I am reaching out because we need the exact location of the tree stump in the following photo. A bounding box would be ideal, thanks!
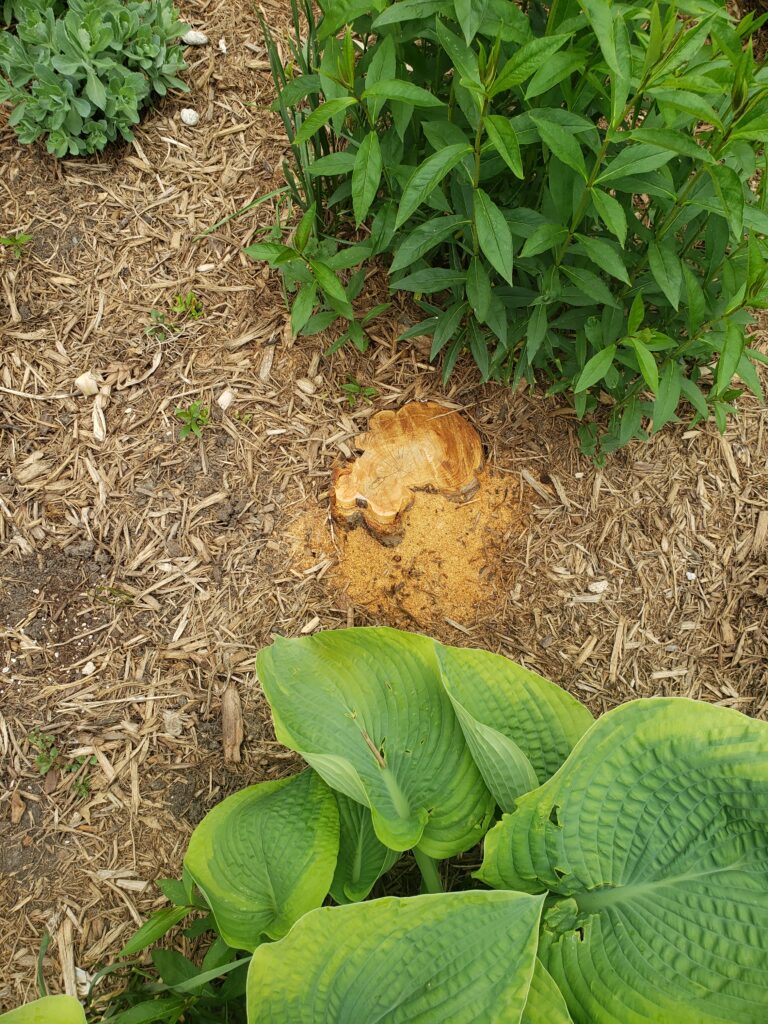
[331,401,484,544]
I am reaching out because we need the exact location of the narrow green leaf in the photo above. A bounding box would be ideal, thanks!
[393,267,468,292]
[574,235,629,284]
[649,88,723,131]
[291,283,318,336]
[627,291,644,334]
[364,35,396,119]
[453,0,490,44]
[525,51,587,101]
[306,151,357,177]
[308,260,354,317]
[467,257,491,321]
[562,265,617,306]
[591,188,627,246]
[294,203,316,253]
[396,144,472,229]
[491,35,570,96]
[526,305,547,360]
[352,133,382,227]
[390,215,467,274]
[630,338,659,393]
[737,351,764,401]
[435,18,480,85]
[578,0,620,73]
[519,223,567,258]
[597,144,673,184]
[362,80,444,108]
[629,127,715,164]
[474,189,514,285]
[529,111,587,179]
[651,360,682,431]
[680,376,709,419]
[648,241,682,309]
[574,345,617,392]
[430,301,468,359]
[683,264,706,338]
[484,115,523,178]
[373,0,450,27]
[294,97,358,146]
[468,320,490,379]
[244,242,298,264]
[118,906,190,958]
[715,321,745,394]
[707,164,745,240]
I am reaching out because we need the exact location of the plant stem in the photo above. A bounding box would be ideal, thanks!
[413,849,443,894]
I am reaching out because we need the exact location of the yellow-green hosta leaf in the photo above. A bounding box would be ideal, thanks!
[437,645,593,811]
[0,996,86,1024]
[330,792,399,904]
[256,628,495,857]
[247,890,546,1022]
[523,960,574,1023]
[184,771,339,949]
[479,698,768,1023]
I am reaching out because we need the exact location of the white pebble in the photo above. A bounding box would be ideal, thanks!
[218,37,228,54]
[82,661,96,676]
[182,29,208,45]
[587,580,609,594]
[75,371,100,396]
[686,570,697,581]
[180,108,200,127]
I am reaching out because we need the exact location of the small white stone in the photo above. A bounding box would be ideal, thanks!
[218,36,227,54]
[588,580,609,594]
[82,661,96,676]
[180,108,200,127]
[217,387,235,412]
[686,570,697,581]
[182,29,208,45]
[75,371,100,396]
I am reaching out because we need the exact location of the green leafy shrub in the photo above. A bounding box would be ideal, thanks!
[0,0,187,158]
[10,627,766,1022]
[248,0,768,458]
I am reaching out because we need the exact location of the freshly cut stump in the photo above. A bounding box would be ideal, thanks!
[331,401,484,544]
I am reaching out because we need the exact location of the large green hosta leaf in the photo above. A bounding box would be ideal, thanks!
[331,792,400,904]
[246,890,546,1022]
[522,960,573,1023]
[437,644,593,810]
[479,698,768,1023]
[0,997,86,1023]
[184,770,338,949]
[256,628,495,857]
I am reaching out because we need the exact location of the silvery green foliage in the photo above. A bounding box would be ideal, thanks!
[0,0,187,157]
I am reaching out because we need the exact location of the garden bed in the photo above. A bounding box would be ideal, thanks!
[1,0,767,1009]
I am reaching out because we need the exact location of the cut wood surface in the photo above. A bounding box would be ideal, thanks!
[331,402,484,541]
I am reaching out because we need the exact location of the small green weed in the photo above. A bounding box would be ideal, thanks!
[0,232,31,258]
[27,730,98,797]
[175,400,210,440]
[145,308,174,341]
[173,291,204,319]
[145,292,204,340]
[341,378,378,409]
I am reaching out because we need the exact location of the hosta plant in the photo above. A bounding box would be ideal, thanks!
[11,627,767,1023]
[0,0,187,157]
[248,0,768,458]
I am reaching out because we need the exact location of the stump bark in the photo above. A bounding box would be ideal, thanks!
[331,401,484,544]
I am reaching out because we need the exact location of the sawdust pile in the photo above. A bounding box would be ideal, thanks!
[289,472,529,631]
